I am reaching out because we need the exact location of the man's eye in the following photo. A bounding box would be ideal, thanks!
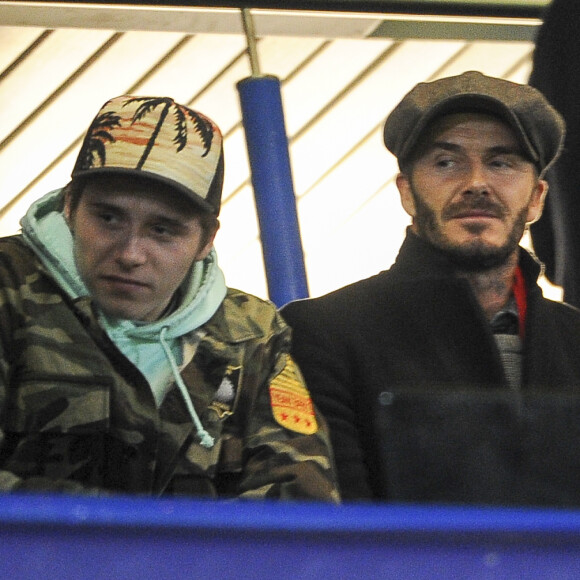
[99,212,118,224]
[435,158,454,168]
[490,158,511,168]
[152,224,173,236]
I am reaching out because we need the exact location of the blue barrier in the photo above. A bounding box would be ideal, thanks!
[2,493,580,579]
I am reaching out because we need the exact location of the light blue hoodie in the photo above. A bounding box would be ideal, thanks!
[20,188,228,447]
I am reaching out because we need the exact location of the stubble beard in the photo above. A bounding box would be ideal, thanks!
[412,192,529,272]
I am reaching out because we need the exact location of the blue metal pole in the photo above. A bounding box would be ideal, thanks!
[237,74,309,307]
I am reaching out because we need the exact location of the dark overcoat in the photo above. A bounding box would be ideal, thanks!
[282,232,580,503]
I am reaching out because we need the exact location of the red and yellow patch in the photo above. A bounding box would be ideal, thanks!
[270,357,318,435]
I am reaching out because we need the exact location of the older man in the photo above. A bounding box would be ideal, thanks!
[282,71,580,506]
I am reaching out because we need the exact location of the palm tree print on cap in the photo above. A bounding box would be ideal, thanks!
[124,97,215,167]
[74,111,121,172]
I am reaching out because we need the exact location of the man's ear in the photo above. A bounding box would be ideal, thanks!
[526,179,548,225]
[62,187,73,226]
[195,220,220,261]
[63,188,73,226]
[396,173,417,218]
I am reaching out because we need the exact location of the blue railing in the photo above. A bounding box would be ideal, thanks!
[2,493,580,579]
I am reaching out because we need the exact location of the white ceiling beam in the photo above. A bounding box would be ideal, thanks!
[0,1,541,40]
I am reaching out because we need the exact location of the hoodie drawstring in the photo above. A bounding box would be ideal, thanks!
[159,327,215,449]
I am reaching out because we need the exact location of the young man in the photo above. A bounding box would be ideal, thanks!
[0,95,339,501]
[282,71,580,505]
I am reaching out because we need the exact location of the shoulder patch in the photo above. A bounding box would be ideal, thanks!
[270,357,318,435]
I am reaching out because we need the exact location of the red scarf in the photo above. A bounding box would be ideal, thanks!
[513,266,527,338]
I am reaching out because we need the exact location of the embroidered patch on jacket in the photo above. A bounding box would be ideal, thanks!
[270,357,318,435]
[209,366,242,419]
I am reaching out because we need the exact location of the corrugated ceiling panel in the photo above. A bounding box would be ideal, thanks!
[0,29,116,144]
[0,26,46,71]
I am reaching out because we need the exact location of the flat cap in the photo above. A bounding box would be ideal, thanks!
[383,70,565,174]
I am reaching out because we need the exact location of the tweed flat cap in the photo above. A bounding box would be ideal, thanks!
[383,70,565,174]
[72,96,224,215]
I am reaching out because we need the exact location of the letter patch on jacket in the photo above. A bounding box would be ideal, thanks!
[270,357,318,435]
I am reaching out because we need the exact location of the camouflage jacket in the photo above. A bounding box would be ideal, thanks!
[0,236,339,501]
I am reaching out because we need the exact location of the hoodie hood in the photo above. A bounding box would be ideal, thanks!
[20,189,89,298]
[20,188,227,448]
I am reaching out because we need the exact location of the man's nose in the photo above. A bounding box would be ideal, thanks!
[463,163,490,194]
[115,235,147,267]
